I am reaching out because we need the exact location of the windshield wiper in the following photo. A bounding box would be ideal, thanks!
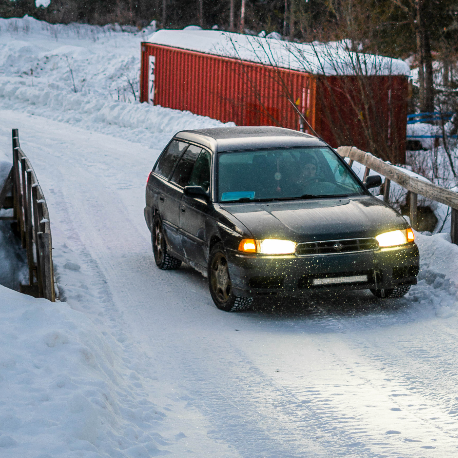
[283,194,351,201]
[298,194,320,199]
[222,194,351,203]
[316,194,350,199]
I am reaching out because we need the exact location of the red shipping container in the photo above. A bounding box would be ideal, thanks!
[140,31,409,163]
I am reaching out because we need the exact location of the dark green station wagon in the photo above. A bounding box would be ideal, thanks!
[145,127,419,311]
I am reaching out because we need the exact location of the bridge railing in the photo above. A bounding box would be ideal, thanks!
[337,146,458,245]
[0,129,56,301]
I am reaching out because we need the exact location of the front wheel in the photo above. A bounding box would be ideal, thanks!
[152,215,182,270]
[208,243,253,312]
[370,284,411,299]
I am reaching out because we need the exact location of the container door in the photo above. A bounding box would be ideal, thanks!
[148,55,156,104]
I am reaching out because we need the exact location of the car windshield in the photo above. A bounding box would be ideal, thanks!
[217,147,365,203]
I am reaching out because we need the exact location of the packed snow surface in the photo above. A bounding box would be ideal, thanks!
[147,29,411,76]
[0,16,458,458]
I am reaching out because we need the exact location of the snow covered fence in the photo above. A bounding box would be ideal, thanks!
[337,146,458,245]
[0,129,55,300]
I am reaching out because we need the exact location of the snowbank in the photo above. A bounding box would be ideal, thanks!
[147,29,411,76]
[0,285,169,457]
[0,17,229,148]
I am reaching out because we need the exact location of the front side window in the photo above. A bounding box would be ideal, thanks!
[217,147,365,202]
[189,149,211,192]
[170,144,202,187]
[154,140,188,179]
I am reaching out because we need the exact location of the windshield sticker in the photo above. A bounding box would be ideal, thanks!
[221,191,255,202]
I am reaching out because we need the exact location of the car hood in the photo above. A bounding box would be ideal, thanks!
[221,196,408,241]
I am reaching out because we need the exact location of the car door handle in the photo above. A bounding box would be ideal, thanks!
[159,196,165,202]
[181,206,186,213]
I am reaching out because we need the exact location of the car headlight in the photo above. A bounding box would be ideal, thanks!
[238,238,297,254]
[376,228,415,247]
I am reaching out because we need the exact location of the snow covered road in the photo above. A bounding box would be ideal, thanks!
[1,109,458,457]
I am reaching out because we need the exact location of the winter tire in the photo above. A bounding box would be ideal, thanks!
[208,243,253,312]
[152,215,182,270]
[370,284,411,299]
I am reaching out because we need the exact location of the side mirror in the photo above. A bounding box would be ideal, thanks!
[184,185,209,200]
[365,175,382,189]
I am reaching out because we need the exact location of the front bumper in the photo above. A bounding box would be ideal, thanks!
[227,243,419,297]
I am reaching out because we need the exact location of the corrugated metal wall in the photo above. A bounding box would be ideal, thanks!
[314,75,408,163]
[141,43,316,132]
[140,42,407,163]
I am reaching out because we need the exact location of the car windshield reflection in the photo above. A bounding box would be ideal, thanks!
[218,147,365,203]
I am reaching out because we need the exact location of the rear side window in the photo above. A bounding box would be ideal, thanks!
[170,145,203,187]
[154,140,188,179]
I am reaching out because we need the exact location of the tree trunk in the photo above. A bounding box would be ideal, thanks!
[283,0,288,37]
[198,0,204,27]
[423,27,434,113]
[240,0,245,34]
[416,0,434,113]
[443,59,450,87]
[289,0,295,41]
[230,0,235,31]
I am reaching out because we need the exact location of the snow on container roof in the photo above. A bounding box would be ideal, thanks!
[146,29,410,77]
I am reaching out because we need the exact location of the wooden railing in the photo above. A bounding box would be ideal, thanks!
[337,146,458,245]
[0,129,56,301]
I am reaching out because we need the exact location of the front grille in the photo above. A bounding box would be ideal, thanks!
[295,238,378,256]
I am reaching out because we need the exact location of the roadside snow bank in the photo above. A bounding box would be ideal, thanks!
[0,17,229,147]
[412,232,458,318]
[0,77,226,139]
[0,285,169,457]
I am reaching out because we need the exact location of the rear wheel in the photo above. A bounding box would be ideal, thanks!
[208,243,253,312]
[152,215,182,270]
[370,284,411,299]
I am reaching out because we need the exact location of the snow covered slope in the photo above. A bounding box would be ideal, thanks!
[0,17,458,458]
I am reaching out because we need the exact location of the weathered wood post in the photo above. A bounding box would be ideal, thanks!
[410,193,418,231]
[452,208,458,245]
[20,157,28,249]
[25,169,35,286]
[362,166,371,184]
[383,178,391,204]
[12,130,21,231]
[32,184,44,297]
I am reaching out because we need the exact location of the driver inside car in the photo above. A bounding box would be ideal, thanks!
[298,156,319,186]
